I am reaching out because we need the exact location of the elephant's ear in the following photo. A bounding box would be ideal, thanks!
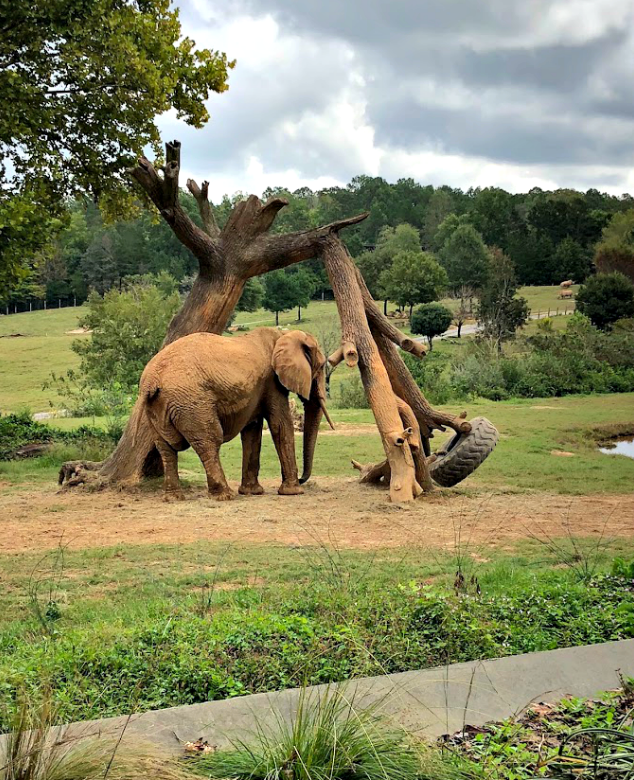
[272,331,312,400]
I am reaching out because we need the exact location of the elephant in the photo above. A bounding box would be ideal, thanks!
[136,327,334,501]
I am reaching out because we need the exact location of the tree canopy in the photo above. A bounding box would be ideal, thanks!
[576,272,634,330]
[0,0,233,295]
[380,249,447,316]
[410,302,454,349]
[478,249,530,347]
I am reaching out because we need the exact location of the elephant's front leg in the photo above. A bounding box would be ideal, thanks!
[239,418,265,496]
[267,406,303,496]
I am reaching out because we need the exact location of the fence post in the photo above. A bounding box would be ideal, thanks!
[44,299,47,310]
[74,297,77,307]
[556,307,559,316]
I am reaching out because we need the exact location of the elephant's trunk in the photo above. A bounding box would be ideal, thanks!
[299,373,332,485]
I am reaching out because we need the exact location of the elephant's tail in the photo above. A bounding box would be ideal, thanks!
[133,381,160,447]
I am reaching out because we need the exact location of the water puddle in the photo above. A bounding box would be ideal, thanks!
[599,438,634,459]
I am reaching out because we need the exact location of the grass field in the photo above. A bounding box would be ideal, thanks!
[2,394,633,495]
[0,286,576,413]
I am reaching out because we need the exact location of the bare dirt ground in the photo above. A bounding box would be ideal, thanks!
[1,477,633,554]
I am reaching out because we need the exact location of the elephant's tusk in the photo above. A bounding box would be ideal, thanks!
[320,399,335,430]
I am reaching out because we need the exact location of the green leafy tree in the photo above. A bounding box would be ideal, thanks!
[411,302,453,349]
[553,237,592,283]
[422,188,456,249]
[594,209,634,283]
[0,0,234,294]
[478,248,529,350]
[380,250,448,318]
[236,278,265,313]
[262,270,302,325]
[356,223,422,312]
[289,267,318,321]
[72,284,181,394]
[439,223,490,335]
[576,272,634,330]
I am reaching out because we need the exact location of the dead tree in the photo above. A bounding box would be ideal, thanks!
[60,140,470,502]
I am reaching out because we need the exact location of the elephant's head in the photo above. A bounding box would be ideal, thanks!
[272,330,334,484]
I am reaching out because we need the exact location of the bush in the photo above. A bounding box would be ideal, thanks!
[576,272,634,330]
[332,375,369,409]
[192,687,424,780]
[411,302,453,349]
[405,315,634,402]
[46,281,181,415]
[0,412,119,460]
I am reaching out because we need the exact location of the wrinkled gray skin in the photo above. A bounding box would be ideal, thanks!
[136,328,331,501]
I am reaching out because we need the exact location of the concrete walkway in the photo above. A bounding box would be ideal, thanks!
[53,638,634,753]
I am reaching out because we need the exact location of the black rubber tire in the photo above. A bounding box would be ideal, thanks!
[429,416,499,488]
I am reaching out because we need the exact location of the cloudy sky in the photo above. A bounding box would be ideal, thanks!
[158,0,634,200]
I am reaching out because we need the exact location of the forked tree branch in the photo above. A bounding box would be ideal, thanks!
[129,140,221,271]
[243,212,369,276]
[186,178,220,239]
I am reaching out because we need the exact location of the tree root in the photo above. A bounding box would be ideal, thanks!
[58,460,107,491]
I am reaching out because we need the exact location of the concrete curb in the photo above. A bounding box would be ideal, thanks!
[34,638,634,754]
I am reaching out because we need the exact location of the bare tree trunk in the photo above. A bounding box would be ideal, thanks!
[322,238,422,502]
[59,140,367,489]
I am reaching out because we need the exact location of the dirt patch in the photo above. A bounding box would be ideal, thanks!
[531,405,559,409]
[550,450,576,457]
[66,328,92,335]
[0,479,633,554]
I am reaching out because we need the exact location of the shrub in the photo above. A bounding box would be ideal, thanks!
[576,272,634,330]
[411,302,454,349]
[1,573,632,728]
[46,281,181,415]
[0,412,118,461]
[332,375,369,409]
[191,687,424,780]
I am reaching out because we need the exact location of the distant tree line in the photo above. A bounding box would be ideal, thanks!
[2,179,634,310]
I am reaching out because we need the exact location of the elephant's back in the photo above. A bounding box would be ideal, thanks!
[145,330,272,391]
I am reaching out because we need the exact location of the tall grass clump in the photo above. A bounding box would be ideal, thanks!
[0,696,190,780]
[190,687,424,780]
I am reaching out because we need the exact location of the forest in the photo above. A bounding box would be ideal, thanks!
[4,179,634,309]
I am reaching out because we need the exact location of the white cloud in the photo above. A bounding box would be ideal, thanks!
[155,0,634,198]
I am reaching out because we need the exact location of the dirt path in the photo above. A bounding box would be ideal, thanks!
[1,478,633,554]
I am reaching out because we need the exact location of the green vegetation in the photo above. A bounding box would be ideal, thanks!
[46,280,182,415]
[1,0,233,296]
[444,682,634,780]
[191,687,424,780]
[404,314,634,404]
[411,302,454,349]
[1,696,191,780]
[477,248,529,346]
[576,272,634,330]
[1,538,633,729]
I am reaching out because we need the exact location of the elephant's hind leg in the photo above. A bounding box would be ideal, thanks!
[155,439,184,501]
[179,413,234,501]
[239,418,265,495]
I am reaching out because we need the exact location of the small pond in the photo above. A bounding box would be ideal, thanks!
[599,437,634,459]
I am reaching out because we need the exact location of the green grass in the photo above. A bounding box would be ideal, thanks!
[2,394,632,495]
[0,537,633,727]
[0,307,86,413]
